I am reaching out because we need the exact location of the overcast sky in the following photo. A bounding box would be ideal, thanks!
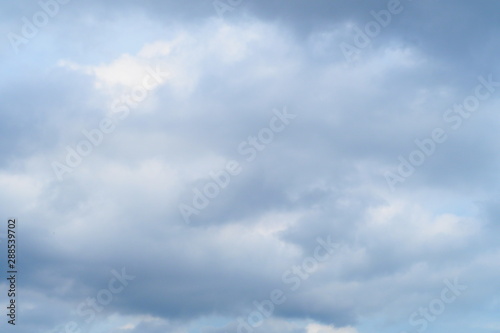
[1,1,500,333]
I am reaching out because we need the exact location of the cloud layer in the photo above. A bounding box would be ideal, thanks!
[1,1,500,333]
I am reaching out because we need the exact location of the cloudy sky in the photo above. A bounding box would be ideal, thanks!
[1,0,500,332]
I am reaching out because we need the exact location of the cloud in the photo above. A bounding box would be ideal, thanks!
[306,323,358,333]
[2,1,500,333]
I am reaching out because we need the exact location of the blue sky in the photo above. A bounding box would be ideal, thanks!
[1,1,500,333]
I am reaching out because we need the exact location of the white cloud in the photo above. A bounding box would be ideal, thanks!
[306,323,359,333]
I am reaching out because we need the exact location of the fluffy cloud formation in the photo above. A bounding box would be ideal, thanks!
[1,1,500,333]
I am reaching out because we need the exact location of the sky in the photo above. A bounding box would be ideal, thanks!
[1,0,500,332]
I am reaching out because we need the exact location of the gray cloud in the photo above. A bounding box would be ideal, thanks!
[1,1,500,333]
